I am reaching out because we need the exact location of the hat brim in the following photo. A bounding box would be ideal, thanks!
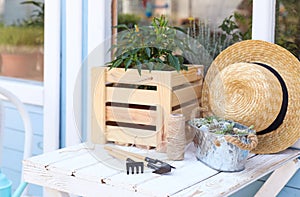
[201,40,300,154]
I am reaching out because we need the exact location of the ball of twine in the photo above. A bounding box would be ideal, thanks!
[167,114,186,160]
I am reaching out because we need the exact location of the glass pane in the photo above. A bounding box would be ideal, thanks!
[0,0,44,82]
[115,0,252,67]
[275,0,299,60]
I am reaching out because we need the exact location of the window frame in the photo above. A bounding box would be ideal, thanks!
[252,0,276,42]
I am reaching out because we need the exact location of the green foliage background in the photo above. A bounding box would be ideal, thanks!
[276,0,300,59]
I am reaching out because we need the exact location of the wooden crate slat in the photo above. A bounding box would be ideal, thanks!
[155,105,164,150]
[91,67,107,144]
[106,67,170,86]
[172,102,200,121]
[171,65,203,87]
[156,74,172,151]
[106,106,157,125]
[172,83,202,107]
[106,87,159,105]
[106,126,158,146]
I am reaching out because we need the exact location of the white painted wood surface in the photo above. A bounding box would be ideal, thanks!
[252,0,276,43]
[43,0,60,154]
[65,0,83,146]
[23,143,300,197]
[255,159,300,197]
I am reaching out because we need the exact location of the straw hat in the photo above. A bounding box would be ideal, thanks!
[202,40,300,154]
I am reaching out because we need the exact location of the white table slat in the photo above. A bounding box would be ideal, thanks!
[24,162,145,197]
[46,152,100,175]
[28,143,93,165]
[172,149,300,197]
[135,162,218,196]
[74,162,122,183]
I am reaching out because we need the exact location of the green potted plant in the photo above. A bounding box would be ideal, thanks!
[91,16,204,149]
[0,25,43,77]
[0,0,44,78]
[106,15,191,74]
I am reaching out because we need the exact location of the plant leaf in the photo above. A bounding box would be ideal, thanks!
[113,24,130,31]
[167,54,180,71]
[145,47,151,58]
[112,59,123,68]
[136,60,142,76]
[145,62,154,72]
[124,58,132,71]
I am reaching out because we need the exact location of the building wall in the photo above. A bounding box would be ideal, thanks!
[1,101,43,196]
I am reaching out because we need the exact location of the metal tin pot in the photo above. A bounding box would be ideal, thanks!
[189,119,256,172]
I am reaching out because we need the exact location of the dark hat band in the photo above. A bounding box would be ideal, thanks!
[252,62,289,135]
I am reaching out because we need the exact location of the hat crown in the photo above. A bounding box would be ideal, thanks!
[208,62,283,132]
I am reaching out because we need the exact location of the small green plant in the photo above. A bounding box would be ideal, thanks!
[190,116,255,135]
[0,25,43,53]
[275,0,299,59]
[184,14,252,72]
[117,13,141,32]
[106,15,191,75]
[0,1,44,53]
[184,19,231,72]
[0,26,43,46]
[218,15,243,43]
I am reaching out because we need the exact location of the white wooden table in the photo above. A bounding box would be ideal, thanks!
[23,143,300,197]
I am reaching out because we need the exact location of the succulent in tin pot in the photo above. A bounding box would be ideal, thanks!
[189,116,258,172]
[191,116,255,136]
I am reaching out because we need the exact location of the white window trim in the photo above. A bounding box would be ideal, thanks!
[85,0,111,142]
[252,0,276,42]
[65,0,83,146]
[0,78,43,105]
[43,0,60,153]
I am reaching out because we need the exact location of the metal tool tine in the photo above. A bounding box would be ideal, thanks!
[126,158,144,175]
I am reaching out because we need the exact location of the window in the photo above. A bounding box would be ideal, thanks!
[0,0,44,82]
[275,0,299,60]
[115,0,252,67]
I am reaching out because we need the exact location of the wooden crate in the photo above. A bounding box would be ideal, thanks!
[91,65,204,148]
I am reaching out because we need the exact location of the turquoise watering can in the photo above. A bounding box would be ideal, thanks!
[0,170,27,197]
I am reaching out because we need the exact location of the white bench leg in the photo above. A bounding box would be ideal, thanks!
[254,159,300,197]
